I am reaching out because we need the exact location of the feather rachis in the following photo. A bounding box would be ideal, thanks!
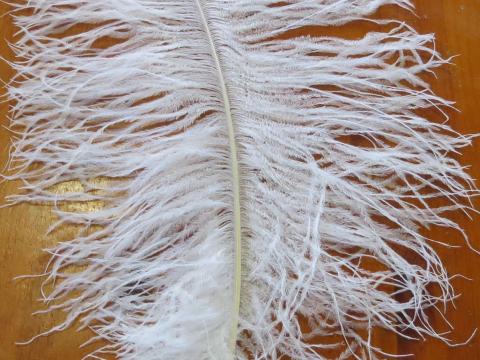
[194,0,243,356]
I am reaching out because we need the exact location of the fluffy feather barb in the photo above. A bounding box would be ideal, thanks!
[4,0,476,359]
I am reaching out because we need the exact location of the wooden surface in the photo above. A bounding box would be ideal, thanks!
[1,1,480,359]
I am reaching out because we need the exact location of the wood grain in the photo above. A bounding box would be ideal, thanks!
[1,1,479,359]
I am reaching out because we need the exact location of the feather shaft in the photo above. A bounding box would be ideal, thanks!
[194,0,242,356]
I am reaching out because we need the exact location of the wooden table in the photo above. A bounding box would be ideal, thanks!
[1,1,479,359]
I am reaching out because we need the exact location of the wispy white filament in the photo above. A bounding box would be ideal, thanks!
[4,0,477,359]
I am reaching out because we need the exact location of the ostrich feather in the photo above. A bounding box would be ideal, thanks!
[3,0,477,359]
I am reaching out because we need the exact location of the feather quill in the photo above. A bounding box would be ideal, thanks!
[3,0,477,359]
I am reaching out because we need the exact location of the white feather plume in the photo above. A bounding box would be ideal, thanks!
[4,0,477,359]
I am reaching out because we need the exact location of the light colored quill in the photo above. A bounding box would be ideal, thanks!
[4,0,477,359]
